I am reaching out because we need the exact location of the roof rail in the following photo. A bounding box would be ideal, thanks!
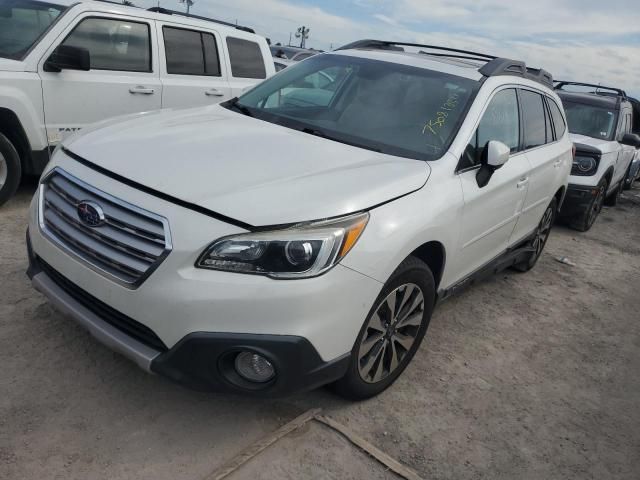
[554,81,627,99]
[336,40,496,61]
[336,39,554,88]
[146,7,255,33]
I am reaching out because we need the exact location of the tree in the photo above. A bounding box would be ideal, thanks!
[295,26,310,49]
[178,0,194,14]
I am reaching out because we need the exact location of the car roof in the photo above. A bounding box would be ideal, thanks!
[557,90,623,110]
[46,0,259,36]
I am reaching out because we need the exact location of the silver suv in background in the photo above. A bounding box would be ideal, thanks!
[555,82,640,231]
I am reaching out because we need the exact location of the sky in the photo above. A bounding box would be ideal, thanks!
[138,0,640,98]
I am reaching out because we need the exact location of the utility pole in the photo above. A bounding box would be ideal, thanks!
[178,0,193,14]
[295,26,310,49]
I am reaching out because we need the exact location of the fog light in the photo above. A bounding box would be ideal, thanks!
[235,352,275,383]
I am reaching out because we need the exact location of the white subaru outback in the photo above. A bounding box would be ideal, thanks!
[27,40,573,399]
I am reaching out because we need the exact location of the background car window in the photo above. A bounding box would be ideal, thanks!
[0,2,65,60]
[462,89,519,168]
[562,100,617,140]
[520,90,546,149]
[62,17,150,72]
[163,26,220,76]
[548,99,566,138]
[226,37,266,79]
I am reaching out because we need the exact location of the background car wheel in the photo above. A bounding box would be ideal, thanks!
[513,198,557,273]
[568,179,607,232]
[604,181,623,207]
[331,256,435,400]
[623,165,633,191]
[0,133,22,207]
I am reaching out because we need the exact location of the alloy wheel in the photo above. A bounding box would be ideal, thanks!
[0,151,7,190]
[358,283,424,384]
[532,206,554,259]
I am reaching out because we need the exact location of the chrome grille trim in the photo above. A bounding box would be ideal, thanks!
[38,167,172,289]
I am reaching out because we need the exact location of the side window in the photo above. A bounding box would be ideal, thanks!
[461,89,519,169]
[544,100,554,142]
[520,90,546,149]
[548,99,567,138]
[226,37,266,79]
[62,17,151,72]
[163,26,220,76]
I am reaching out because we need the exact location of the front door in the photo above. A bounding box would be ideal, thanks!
[454,88,531,280]
[39,14,161,146]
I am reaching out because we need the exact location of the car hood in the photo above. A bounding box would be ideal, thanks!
[64,105,430,227]
[569,133,619,155]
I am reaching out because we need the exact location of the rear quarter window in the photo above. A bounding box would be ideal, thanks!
[548,99,567,138]
[226,37,266,79]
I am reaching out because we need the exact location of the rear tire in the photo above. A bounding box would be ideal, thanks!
[331,257,435,400]
[513,198,556,272]
[568,178,607,232]
[0,133,22,207]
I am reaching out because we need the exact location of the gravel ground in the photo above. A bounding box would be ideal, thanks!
[1,179,639,480]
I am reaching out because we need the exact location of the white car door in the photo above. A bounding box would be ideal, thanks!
[512,89,567,243]
[618,109,635,183]
[454,88,531,280]
[39,14,162,146]
[157,22,232,109]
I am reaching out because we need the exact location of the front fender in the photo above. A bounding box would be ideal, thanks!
[0,72,47,150]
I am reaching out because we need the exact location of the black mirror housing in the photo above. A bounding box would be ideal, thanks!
[621,133,640,149]
[44,45,90,72]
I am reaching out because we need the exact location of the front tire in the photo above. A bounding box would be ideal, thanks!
[568,178,607,232]
[0,133,22,207]
[331,257,435,400]
[513,198,556,272]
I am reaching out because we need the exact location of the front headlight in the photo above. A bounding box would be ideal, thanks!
[196,212,369,279]
[571,155,598,176]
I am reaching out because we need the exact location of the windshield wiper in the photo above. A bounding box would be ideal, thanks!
[301,127,382,153]
[225,97,254,117]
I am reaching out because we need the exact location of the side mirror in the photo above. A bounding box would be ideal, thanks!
[44,45,90,72]
[476,141,510,188]
[621,133,640,149]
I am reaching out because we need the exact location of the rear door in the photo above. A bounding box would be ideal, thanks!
[39,13,161,145]
[617,108,635,183]
[512,89,568,243]
[158,22,232,109]
[455,88,531,279]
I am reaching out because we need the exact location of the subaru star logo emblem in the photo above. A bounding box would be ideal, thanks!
[77,201,105,227]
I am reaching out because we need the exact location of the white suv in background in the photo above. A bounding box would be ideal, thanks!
[0,0,274,205]
[555,82,640,231]
[27,40,572,399]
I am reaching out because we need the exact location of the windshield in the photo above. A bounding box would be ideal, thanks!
[0,0,66,60]
[232,54,479,160]
[563,100,618,141]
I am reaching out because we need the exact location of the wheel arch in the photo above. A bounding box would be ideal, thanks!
[408,241,446,290]
[0,108,31,169]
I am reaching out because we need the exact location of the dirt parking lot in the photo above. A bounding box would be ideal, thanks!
[1,180,639,480]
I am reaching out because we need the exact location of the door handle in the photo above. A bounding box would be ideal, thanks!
[129,86,155,95]
[516,178,529,189]
[205,89,225,97]
[553,159,563,168]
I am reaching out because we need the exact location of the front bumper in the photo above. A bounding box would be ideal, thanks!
[559,183,598,218]
[27,241,350,396]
